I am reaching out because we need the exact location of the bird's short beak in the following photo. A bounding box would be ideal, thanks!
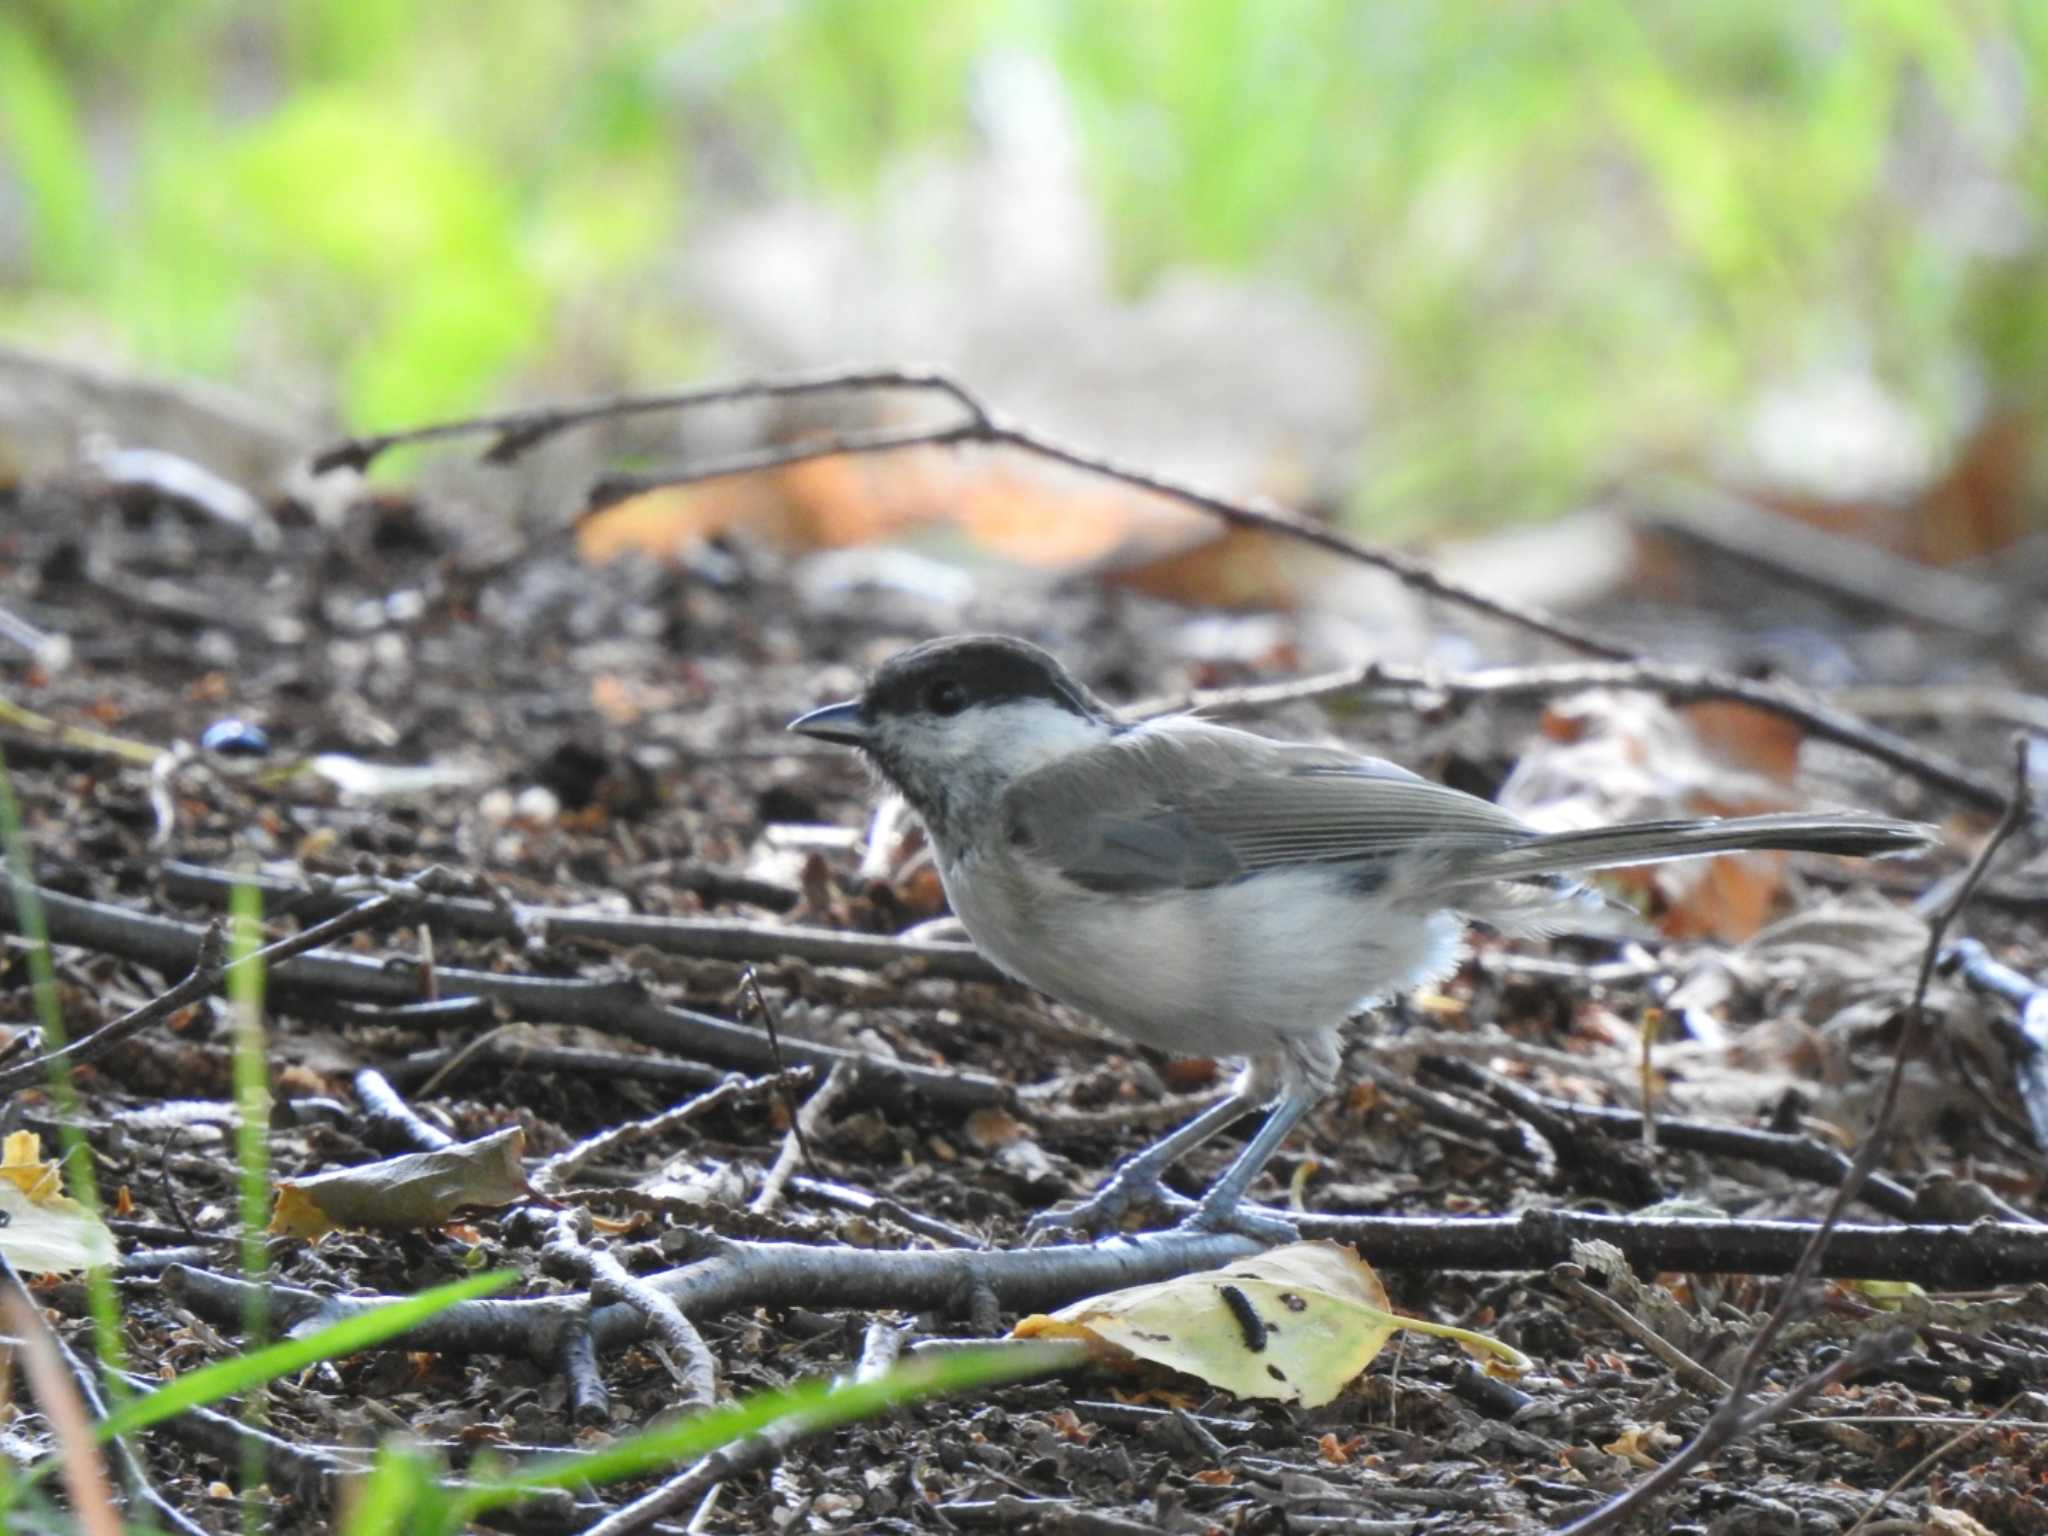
[787,700,868,745]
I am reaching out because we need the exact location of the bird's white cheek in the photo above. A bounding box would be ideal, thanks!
[887,703,1111,782]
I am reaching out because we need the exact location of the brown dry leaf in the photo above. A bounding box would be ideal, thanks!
[1105,522,1313,610]
[962,1107,1032,1151]
[1602,1423,1678,1466]
[578,451,951,563]
[952,470,1153,568]
[1678,700,1805,782]
[590,674,645,726]
[1013,1241,1528,1407]
[270,1125,534,1240]
[1499,689,1812,942]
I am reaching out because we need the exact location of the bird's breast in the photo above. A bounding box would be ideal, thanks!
[935,848,1469,1059]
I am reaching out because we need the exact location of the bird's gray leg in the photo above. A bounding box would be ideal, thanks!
[1024,1088,1260,1242]
[1175,1085,1317,1242]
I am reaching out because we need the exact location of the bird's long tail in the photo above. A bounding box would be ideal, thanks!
[1454,812,1933,886]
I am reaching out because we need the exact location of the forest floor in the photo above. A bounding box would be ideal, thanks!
[2,443,2046,1535]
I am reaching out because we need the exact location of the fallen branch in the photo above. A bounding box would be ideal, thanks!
[159,859,1005,982]
[351,1067,456,1153]
[1417,1057,1923,1221]
[0,869,453,1096]
[0,874,1004,1113]
[544,1209,718,1412]
[148,1208,2048,1374]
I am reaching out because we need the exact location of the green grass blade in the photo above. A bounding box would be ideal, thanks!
[453,1341,1078,1519]
[226,873,272,1532]
[338,1438,450,1536]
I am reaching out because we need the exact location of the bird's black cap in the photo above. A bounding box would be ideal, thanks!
[859,635,1104,722]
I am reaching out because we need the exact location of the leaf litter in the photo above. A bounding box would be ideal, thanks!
[0,456,2043,1532]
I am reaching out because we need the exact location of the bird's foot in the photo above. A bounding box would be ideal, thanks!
[1024,1164,1195,1244]
[1029,1179,1301,1246]
[1172,1190,1301,1245]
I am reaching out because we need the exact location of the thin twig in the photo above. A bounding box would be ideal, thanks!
[1840,1390,2027,1536]
[310,364,990,472]
[544,1210,719,1410]
[741,966,813,1169]
[313,366,1631,660]
[159,858,1004,981]
[0,1256,210,1536]
[1,1289,125,1536]
[1549,1262,1730,1394]
[533,1069,808,1194]
[752,1060,854,1214]
[1560,736,2035,1536]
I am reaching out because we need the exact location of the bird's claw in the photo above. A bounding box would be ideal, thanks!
[1028,1179,1301,1246]
[1173,1195,1301,1244]
[1024,1168,1196,1244]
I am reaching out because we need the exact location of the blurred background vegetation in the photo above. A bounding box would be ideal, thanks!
[2,0,2044,533]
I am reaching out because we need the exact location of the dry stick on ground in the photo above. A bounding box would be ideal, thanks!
[311,364,1632,662]
[741,964,818,1172]
[150,1208,2048,1372]
[752,1059,854,1215]
[1641,479,2014,642]
[543,1208,719,1411]
[532,1068,810,1194]
[351,1066,457,1152]
[1416,1056,1926,1221]
[1548,1261,1732,1395]
[1,1288,125,1536]
[1560,737,2037,1536]
[383,1035,732,1097]
[0,876,1004,1113]
[159,859,1004,982]
[0,867,452,1097]
[1173,658,2009,815]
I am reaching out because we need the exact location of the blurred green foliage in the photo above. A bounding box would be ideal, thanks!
[1,0,2043,527]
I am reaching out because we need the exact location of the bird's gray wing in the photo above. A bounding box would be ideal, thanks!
[1002,716,1535,895]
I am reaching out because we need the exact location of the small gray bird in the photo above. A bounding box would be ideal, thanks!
[791,635,1931,1242]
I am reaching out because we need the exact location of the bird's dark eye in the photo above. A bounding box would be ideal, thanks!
[926,679,967,716]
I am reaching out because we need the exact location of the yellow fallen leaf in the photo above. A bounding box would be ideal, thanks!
[271,1126,533,1239]
[1014,1240,1530,1407]
[1837,1277,1926,1310]
[0,1131,62,1203]
[0,1130,115,1273]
